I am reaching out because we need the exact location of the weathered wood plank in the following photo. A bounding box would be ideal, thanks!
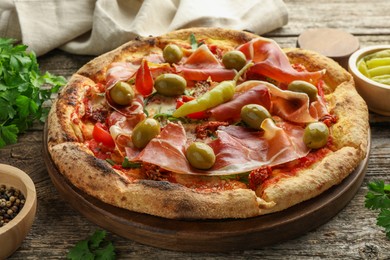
[3,0,390,259]
[271,0,390,36]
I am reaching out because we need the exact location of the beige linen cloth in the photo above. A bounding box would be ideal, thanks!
[0,0,288,56]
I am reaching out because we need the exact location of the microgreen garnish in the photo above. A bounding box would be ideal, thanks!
[219,172,250,185]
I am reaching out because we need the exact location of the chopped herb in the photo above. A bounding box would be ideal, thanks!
[219,172,250,185]
[127,78,135,84]
[190,33,204,50]
[153,113,179,121]
[67,229,115,260]
[0,38,66,148]
[365,180,390,239]
[105,159,115,166]
[122,157,141,168]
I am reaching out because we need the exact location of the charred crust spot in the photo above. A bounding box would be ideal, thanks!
[175,199,195,213]
[139,179,178,191]
[86,155,113,175]
[323,162,331,169]
[237,31,256,43]
[61,80,82,106]
[146,38,156,46]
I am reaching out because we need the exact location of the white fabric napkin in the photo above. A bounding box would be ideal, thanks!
[0,0,288,56]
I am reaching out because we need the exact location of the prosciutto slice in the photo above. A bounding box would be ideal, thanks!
[236,81,328,123]
[106,62,138,88]
[134,121,310,175]
[208,84,271,121]
[107,97,146,160]
[176,44,236,82]
[237,38,325,84]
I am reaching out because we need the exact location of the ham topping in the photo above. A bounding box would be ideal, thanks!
[208,84,271,122]
[176,44,236,82]
[236,80,329,123]
[106,62,138,88]
[134,120,310,176]
[237,38,325,84]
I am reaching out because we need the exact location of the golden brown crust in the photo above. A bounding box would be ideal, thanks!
[49,142,269,219]
[259,146,362,214]
[47,74,96,147]
[47,27,369,219]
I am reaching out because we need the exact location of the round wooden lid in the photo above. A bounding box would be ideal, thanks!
[297,28,359,68]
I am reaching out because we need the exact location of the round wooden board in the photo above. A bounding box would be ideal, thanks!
[43,127,370,252]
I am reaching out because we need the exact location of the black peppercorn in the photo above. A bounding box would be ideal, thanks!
[0,185,25,227]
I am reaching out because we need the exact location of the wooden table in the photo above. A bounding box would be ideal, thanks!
[2,0,390,258]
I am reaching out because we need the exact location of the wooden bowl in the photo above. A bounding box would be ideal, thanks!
[348,45,390,116]
[0,164,37,259]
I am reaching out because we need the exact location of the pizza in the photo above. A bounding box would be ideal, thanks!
[47,28,369,219]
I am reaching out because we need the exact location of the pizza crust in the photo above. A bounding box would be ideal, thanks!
[47,27,369,219]
[259,146,362,215]
[49,142,274,219]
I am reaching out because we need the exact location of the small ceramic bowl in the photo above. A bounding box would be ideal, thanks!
[348,45,390,116]
[0,164,37,259]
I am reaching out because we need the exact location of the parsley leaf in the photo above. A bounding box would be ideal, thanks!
[67,230,116,260]
[365,180,390,239]
[377,209,390,239]
[365,180,390,210]
[67,240,95,260]
[0,38,66,148]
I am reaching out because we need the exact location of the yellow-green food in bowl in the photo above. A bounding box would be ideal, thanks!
[357,49,390,85]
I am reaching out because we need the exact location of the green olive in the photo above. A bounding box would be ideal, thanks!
[132,118,161,149]
[303,122,329,149]
[287,80,318,102]
[110,81,135,106]
[186,142,216,170]
[163,44,183,64]
[222,50,247,70]
[154,73,186,96]
[240,104,272,130]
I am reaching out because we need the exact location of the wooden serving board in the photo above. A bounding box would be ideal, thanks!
[43,127,370,252]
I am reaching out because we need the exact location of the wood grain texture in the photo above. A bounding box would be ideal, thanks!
[2,0,390,259]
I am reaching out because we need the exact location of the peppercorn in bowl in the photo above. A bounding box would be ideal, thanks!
[0,164,37,259]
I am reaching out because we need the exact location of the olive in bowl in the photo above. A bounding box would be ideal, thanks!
[348,45,390,116]
[0,164,37,259]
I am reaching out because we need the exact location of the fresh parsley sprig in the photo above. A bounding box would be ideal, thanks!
[365,180,390,239]
[0,38,66,148]
[67,230,116,260]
